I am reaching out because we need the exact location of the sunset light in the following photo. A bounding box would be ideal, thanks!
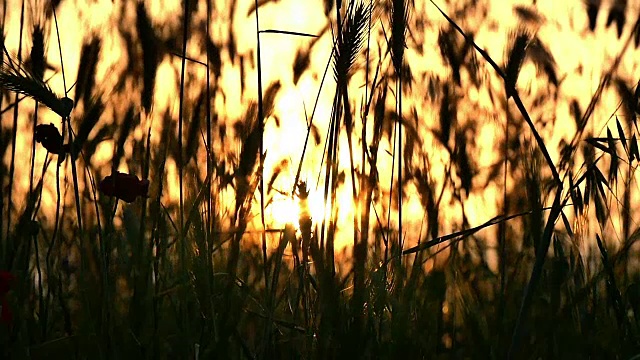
[2,0,640,357]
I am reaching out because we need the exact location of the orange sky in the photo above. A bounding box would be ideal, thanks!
[2,0,640,251]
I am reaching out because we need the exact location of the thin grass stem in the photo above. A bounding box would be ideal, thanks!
[5,0,25,267]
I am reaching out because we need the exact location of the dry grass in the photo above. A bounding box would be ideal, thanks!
[1,0,640,359]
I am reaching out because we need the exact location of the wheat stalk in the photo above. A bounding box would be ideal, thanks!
[0,58,72,118]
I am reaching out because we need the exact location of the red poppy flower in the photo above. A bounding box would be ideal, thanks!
[35,123,65,155]
[99,171,149,203]
[0,271,15,325]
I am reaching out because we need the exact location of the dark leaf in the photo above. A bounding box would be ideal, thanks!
[585,137,611,154]
[569,174,582,215]
[575,185,584,215]
[583,173,591,210]
[607,127,618,183]
[616,116,627,153]
[635,15,640,47]
[594,166,611,196]
[560,212,575,239]
[631,134,639,162]
[593,187,607,226]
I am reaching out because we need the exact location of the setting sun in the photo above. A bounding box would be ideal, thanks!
[267,194,301,227]
[2,0,640,357]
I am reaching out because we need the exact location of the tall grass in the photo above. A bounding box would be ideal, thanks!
[1,0,640,359]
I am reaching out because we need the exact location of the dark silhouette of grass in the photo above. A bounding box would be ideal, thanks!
[2,0,640,359]
[5,2,26,271]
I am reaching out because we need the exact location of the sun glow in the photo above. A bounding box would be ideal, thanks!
[265,183,333,231]
[3,0,639,257]
[267,195,301,228]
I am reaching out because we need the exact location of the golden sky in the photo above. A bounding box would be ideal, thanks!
[2,0,640,251]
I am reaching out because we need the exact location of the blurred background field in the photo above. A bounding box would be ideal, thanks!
[1,0,640,358]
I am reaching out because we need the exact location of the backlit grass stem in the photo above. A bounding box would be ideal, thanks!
[5,0,25,269]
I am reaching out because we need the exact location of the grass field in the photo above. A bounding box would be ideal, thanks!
[1,0,640,358]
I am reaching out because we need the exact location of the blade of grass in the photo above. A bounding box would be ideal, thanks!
[253,0,269,311]
[5,0,25,268]
[258,29,319,37]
